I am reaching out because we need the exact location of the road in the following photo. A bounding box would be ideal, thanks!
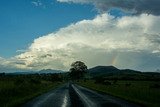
[22,83,141,107]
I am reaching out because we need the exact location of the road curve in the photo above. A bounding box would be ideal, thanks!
[22,83,141,107]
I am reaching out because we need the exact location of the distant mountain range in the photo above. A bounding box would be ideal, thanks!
[4,69,64,75]
[2,65,160,78]
[39,69,64,74]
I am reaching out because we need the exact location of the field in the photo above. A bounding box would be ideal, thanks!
[77,80,160,107]
[0,74,64,107]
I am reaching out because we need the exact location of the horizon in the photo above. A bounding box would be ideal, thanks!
[1,65,159,73]
[0,0,160,72]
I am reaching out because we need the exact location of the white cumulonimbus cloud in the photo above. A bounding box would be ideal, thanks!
[5,13,158,71]
[57,0,160,15]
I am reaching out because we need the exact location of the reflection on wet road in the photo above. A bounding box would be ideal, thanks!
[22,83,140,107]
[22,83,71,107]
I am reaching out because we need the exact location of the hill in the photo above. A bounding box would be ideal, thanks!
[88,66,160,80]
[88,66,120,76]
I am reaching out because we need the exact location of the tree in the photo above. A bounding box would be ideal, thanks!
[69,61,87,80]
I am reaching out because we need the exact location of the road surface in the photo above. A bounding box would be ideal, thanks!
[22,83,141,107]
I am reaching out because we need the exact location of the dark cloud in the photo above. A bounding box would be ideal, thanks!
[41,54,52,58]
[148,34,160,44]
[15,62,26,65]
[58,0,160,15]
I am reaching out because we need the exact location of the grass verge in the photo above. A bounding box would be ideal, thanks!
[0,75,64,107]
[77,80,160,107]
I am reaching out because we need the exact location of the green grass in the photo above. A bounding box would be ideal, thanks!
[77,80,160,107]
[0,75,64,107]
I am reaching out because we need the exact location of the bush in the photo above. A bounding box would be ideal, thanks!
[103,81,112,85]
[94,77,105,84]
[150,83,160,88]
[29,78,41,84]
[125,83,131,87]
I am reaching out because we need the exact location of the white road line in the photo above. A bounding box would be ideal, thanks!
[72,84,96,107]
[62,93,68,107]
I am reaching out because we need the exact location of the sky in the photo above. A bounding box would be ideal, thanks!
[0,0,96,57]
[0,0,160,72]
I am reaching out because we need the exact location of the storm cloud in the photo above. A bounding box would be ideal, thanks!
[57,0,160,15]
[9,14,160,71]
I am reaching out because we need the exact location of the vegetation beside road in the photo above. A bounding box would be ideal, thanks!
[77,80,160,107]
[0,73,64,107]
[1,62,160,107]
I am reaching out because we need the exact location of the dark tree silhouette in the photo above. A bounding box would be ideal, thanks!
[69,61,87,80]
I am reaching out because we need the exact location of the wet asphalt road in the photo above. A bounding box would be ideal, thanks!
[22,83,141,107]
[22,84,71,107]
